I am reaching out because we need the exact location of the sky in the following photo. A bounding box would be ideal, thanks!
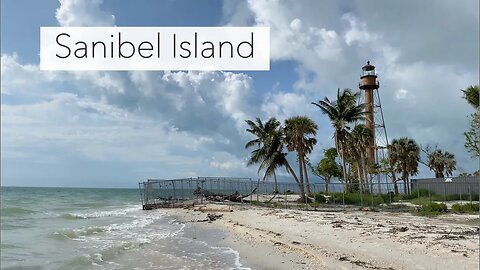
[1,0,479,188]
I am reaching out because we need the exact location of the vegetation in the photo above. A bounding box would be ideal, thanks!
[462,85,479,158]
[312,148,342,193]
[461,85,479,108]
[416,202,448,216]
[388,138,420,194]
[284,116,318,196]
[426,148,456,178]
[312,88,365,187]
[245,117,296,194]
[345,124,373,192]
[451,203,479,213]
[243,83,478,203]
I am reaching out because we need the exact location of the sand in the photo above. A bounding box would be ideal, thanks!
[163,204,479,270]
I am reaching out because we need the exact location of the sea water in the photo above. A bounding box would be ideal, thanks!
[1,187,250,270]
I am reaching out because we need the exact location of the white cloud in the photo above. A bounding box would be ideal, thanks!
[225,0,479,177]
[342,13,377,46]
[56,0,115,26]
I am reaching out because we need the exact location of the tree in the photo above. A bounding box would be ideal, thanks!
[461,85,479,108]
[427,149,457,178]
[347,124,373,192]
[312,88,366,186]
[284,116,318,197]
[313,148,342,193]
[388,138,420,194]
[245,117,303,199]
[462,85,480,158]
[464,111,480,158]
[245,117,283,193]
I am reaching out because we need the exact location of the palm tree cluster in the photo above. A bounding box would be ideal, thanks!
[388,138,420,194]
[312,88,371,191]
[245,116,317,201]
[245,84,472,196]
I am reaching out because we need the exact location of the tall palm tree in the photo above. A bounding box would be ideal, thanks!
[284,116,318,196]
[245,117,282,193]
[388,138,420,194]
[427,150,457,178]
[312,88,366,185]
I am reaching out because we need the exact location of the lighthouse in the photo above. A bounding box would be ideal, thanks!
[359,61,380,164]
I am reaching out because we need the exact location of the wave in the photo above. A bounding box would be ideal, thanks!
[52,226,106,240]
[1,207,36,217]
[60,205,141,220]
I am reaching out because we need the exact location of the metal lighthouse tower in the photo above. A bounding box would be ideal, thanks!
[359,61,390,187]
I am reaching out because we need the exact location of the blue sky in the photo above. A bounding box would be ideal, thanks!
[1,0,479,188]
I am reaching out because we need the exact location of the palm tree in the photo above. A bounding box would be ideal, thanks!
[427,150,457,178]
[245,117,282,192]
[385,146,400,195]
[349,124,373,192]
[388,138,420,194]
[245,117,301,196]
[312,88,366,186]
[461,85,479,108]
[284,116,318,197]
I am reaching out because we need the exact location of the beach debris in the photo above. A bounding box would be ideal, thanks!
[292,241,301,245]
[331,220,345,228]
[196,213,223,222]
[389,226,409,233]
[193,187,253,203]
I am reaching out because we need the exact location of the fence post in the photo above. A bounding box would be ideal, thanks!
[256,178,259,203]
[417,187,420,204]
[459,184,463,205]
[201,181,204,204]
[444,182,447,203]
[360,182,364,207]
[428,183,431,203]
[250,181,253,205]
[469,184,472,204]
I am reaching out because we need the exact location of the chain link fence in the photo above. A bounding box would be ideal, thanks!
[139,176,480,211]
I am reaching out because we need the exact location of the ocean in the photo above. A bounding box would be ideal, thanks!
[1,187,251,270]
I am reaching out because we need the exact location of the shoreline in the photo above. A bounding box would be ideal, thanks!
[163,203,479,270]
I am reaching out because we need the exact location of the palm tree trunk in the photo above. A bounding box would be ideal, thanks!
[285,162,305,202]
[360,153,369,193]
[325,177,330,193]
[392,172,399,195]
[273,171,279,194]
[298,153,306,200]
[337,134,348,190]
[302,156,311,196]
[356,164,363,193]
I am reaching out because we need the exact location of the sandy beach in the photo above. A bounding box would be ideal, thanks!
[164,204,479,270]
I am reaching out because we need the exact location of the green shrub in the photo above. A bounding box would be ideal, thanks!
[410,197,431,205]
[328,192,384,206]
[314,193,328,203]
[451,203,480,213]
[417,202,448,216]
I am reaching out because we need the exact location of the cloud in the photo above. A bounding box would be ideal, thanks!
[56,0,115,26]
[226,0,479,176]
